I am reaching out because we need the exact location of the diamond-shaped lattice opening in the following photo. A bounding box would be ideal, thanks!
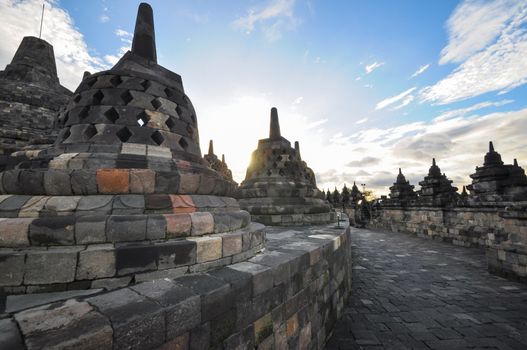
[83,124,98,140]
[110,75,122,87]
[141,80,151,91]
[78,106,90,120]
[62,112,69,126]
[73,94,82,103]
[279,169,285,176]
[277,155,283,161]
[164,87,172,98]
[186,124,193,137]
[267,170,272,176]
[92,90,104,105]
[175,105,183,117]
[121,90,133,105]
[136,111,150,127]
[151,130,164,145]
[116,127,132,142]
[165,117,176,129]
[178,137,188,150]
[151,98,162,110]
[85,77,97,88]
[62,128,71,141]
[190,114,196,123]
[272,162,278,169]
[104,107,119,123]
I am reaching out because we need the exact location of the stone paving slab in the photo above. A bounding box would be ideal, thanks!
[326,227,527,350]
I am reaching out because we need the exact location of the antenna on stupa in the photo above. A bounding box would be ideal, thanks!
[269,107,281,139]
[39,3,45,39]
[132,2,157,63]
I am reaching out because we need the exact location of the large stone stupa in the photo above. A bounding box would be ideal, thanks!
[238,108,333,225]
[0,3,263,294]
[0,36,71,164]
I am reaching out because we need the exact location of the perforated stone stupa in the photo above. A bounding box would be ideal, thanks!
[417,158,458,206]
[467,141,527,203]
[0,3,263,294]
[203,139,235,182]
[238,107,333,225]
[0,36,71,163]
[385,168,417,207]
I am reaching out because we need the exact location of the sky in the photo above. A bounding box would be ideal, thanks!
[0,0,526,196]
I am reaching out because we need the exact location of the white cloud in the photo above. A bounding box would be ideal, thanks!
[410,63,430,78]
[355,118,368,125]
[375,87,416,110]
[232,0,300,41]
[391,94,414,110]
[365,61,384,74]
[0,0,111,90]
[422,0,527,104]
[100,14,109,23]
[434,99,514,122]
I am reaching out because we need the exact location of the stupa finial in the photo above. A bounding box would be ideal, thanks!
[399,168,402,175]
[208,139,214,155]
[514,158,518,167]
[294,141,301,159]
[132,3,157,63]
[489,141,494,152]
[222,154,226,163]
[269,107,281,139]
[432,158,436,166]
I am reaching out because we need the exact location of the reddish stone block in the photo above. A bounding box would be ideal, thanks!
[96,169,130,194]
[164,213,191,238]
[0,218,32,247]
[170,195,196,213]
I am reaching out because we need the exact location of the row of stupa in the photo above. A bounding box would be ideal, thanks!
[0,14,333,228]
[384,141,527,207]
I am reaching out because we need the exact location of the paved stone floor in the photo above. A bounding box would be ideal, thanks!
[326,228,527,350]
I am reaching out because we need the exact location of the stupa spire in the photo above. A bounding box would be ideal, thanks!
[208,139,214,155]
[222,154,225,163]
[132,3,157,63]
[294,141,301,159]
[269,107,281,139]
[489,141,494,152]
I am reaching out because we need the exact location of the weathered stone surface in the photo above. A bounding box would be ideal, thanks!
[165,213,192,238]
[146,214,166,239]
[230,261,274,296]
[91,276,132,290]
[15,299,113,350]
[96,169,130,194]
[0,218,31,247]
[6,289,101,313]
[190,211,214,235]
[189,236,222,263]
[87,288,165,349]
[75,215,107,244]
[107,215,147,242]
[24,249,78,284]
[0,318,24,350]
[29,216,75,245]
[222,232,243,256]
[77,244,116,280]
[130,168,155,193]
[115,242,157,275]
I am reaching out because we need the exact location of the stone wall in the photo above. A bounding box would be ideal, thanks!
[353,204,527,283]
[0,222,352,350]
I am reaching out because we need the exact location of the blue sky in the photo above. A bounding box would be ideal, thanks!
[1,0,526,195]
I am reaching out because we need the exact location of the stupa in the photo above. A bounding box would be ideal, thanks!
[467,141,527,203]
[350,181,363,204]
[238,108,333,225]
[0,3,263,294]
[0,36,71,165]
[203,139,235,182]
[385,168,417,206]
[417,158,458,206]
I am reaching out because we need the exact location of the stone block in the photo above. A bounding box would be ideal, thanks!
[121,142,146,155]
[176,274,234,322]
[130,169,155,193]
[230,262,273,296]
[115,243,157,275]
[179,172,201,194]
[190,212,214,235]
[134,266,188,282]
[223,232,243,256]
[71,170,98,195]
[107,215,147,242]
[77,245,116,280]
[0,253,25,286]
[156,240,196,268]
[77,195,113,214]
[254,312,273,345]
[155,171,180,193]
[164,213,192,238]
[132,279,201,338]
[190,322,210,350]
[0,318,24,350]
[24,249,78,284]
[112,194,145,215]
[75,215,107,244]
[0,218,31,247]
[147,145,172,158]
[19,170,45,195]
[159,333,189,350]
[44,196,81,213]
[0,195,31,212]
[87,288,165,349]
[170,194,196,213]
[15,299,113,350]
[18,196,48,218]
[96,169,130,194]
[29,216,75,245]
[189,236,222,263]
[147,214,166,240]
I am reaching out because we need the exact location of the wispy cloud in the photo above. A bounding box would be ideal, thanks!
[434,99,514,122]
[375,87,416,110]
[232,0,300,41]
[421,0,527,104]
[365,61,384,74]
[410,63,430,78]
[103,29,133,66]
[0,0,111,90]
[355,118,368,125]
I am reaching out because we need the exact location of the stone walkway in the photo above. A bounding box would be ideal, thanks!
[326,228,527,350]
